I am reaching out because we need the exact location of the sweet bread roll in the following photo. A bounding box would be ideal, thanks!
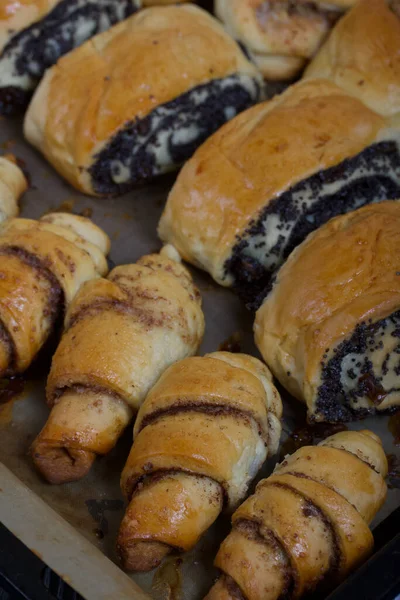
[0,0,141,115]
[24,5,263,196]
[31,247,204,484]
[117,352,282,572]
[0,212,109,378]
[215,0,355,81]
[255,201,400,422]
[159,79,400,309]
[304,0,400,117]
[0,154,28,220]
[0,0,59,52]
[206,430,388,600]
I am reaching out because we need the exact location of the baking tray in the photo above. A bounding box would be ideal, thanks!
[0,111,399,600]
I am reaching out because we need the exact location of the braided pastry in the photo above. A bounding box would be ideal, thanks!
[0,211,109,377]
[31,246,204,484]
[117,352,282,572]
[206,430,388,600]
[0,154,28,220]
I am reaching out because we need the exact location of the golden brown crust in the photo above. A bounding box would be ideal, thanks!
[304,0,400,116]
[207,430,387,600]
[0,0,60,52]
[0,155,28,220]
[117,352,282,572]
[254,201,400,419]
[0,212,109,376]
[215,0,352,80]
[24,4,260,194]
[32,251,204,484]
[158,79,387,285]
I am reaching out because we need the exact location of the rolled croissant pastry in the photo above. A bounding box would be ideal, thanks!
[206,429,388,600]
[117,352,282,572]
[0,0,141,115]
[0,211,109,377]
[24,5,263,196]
[0,154,28,220]
[31,247,204,484]
[159,79,400,309]
[215,0,354,81]
[304,0,400,117]
[255,201,400,422]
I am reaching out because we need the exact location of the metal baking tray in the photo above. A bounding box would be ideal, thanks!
[0,112,399,600]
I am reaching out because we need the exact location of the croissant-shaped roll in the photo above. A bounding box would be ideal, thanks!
[31,247,204,484]
[206,429,388,600]
[0,211,109,377]
[117,352,282,572]
[0,154,28,220]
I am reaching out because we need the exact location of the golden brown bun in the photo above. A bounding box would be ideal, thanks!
[32,248,204,484]
[117,352,282,571]
[158,79,387,285]
[255,201,400,422]
[215,0,355,80]
[24,4,261,195]
[206,430,387,600]
[0,0,60,52]
[0,155,28,220]
[0,212,109,378]
[304,0,400,116]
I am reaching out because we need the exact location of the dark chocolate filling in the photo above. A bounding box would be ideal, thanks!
[225,140,400,309]
[316,310,400,422]
[0,0,140,115]
[88,74,263,195]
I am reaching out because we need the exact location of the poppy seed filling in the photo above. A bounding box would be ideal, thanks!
[89,74,263,195]
[316,311,400,422]
[225,138,400,309]
[0,0,140,115]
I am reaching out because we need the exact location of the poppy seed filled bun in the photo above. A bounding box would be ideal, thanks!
[24,4,263,196]
[0,0,141,115]
[158,79,400,308]
[255,200,400,423]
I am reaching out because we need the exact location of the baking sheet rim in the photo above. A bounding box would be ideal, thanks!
[0,462,151,600]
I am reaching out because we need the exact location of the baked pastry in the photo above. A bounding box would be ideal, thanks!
[117,352,282,572]
[0,154,28,220]
[304,0,400,117]
[0,0,141,115]
[24,5,263,196]
[0,212,109,378]
[31,246,204,484]
[206,429,387,600]
[215,0,355,81]
[206,429,388,600]
[0,0,59,52]
[159,79,400,309]
[255,201,400,423]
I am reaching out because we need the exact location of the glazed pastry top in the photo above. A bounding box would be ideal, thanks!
[304,0,400,116]
[159,79,390,285]
[24,4,260,191]
[0,0,60,51]
[254,201,400,407]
